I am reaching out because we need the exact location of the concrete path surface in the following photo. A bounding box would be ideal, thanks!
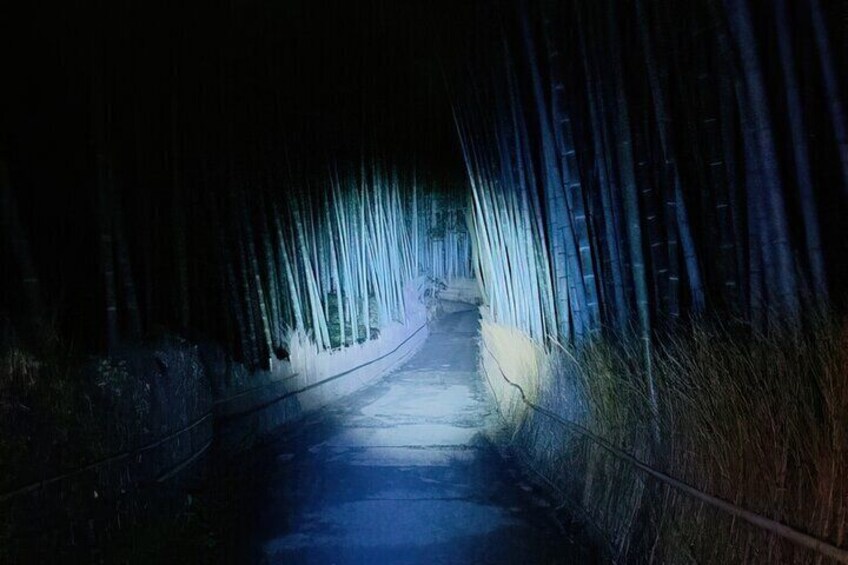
[239,309,597,564]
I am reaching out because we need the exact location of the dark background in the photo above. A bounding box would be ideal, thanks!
[2,0,475,350]
[3,0,847,353]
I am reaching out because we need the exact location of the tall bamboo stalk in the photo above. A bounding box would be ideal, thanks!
[775,0,828,302]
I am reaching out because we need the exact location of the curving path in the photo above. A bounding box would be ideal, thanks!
[235,309,597,563]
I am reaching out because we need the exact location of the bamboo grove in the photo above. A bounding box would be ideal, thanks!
[3,153,471,369]
[449,0,847,349]
[212,173,472,369]
[3,0,474,367]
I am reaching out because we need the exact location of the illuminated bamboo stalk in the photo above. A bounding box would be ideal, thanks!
[519,6,580,341]
[357,184,371,341]
[274,205,304,333]
[332,173,357,345]
[293,202,329,349]
[541,10,601,334]
[508,53,556,338]
[326,192,344,347]
[259,195,283,351]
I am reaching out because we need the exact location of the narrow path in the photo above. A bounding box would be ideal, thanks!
[241,309,594,563]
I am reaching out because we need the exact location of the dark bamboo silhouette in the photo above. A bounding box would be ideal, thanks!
[808,0,848,196]
[724,0,801,321]
[775,0,828,302]
[0,155,44,340]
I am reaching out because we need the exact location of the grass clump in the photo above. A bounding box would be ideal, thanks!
[480,313,547,421]
[483,314,848,563]
[0,333,212,560]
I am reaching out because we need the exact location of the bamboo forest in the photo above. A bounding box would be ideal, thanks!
[2,0,847,562]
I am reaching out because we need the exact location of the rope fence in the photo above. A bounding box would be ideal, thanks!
[0,412,213,503]
[0,322,428,504]
[217,322,427,424]
[480,339,848,564]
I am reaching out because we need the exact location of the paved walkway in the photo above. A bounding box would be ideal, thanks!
[241,309,595,563]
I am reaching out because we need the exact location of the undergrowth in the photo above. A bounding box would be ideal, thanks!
[483,314,848,563]
[0,333,208,560]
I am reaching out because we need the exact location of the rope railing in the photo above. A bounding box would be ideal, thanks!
[0,322,428,504]
[480,339,848,564]
[0,412,213,503]
[217,322,427,423]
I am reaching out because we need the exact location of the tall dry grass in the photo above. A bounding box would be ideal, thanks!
[483,315,848,563]
[479,313,547,423]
